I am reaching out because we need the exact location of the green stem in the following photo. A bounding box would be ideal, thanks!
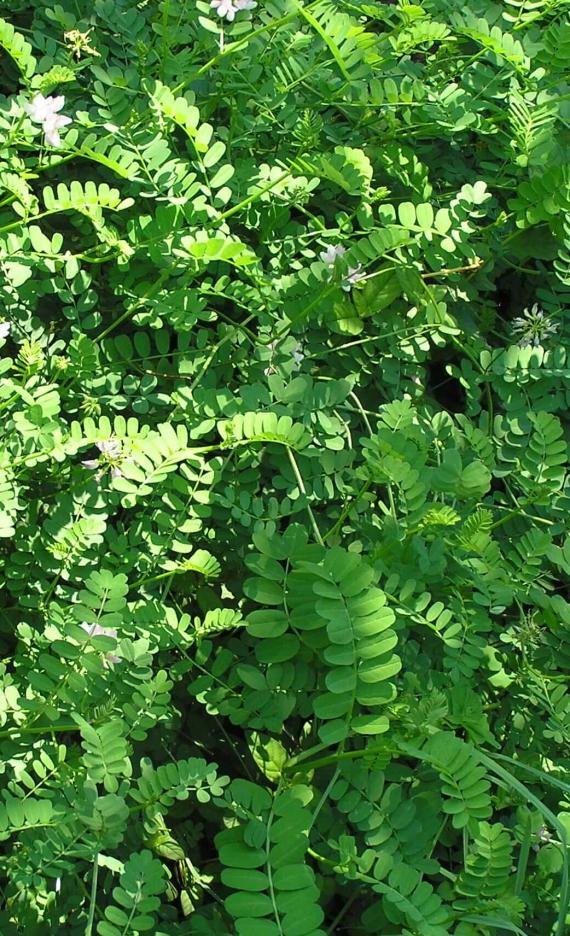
[348,390,374,436]
[266,784,285,935]
[0,723,80,741]
[287,449,324,547]
[94,269,172,343]
[324,479,371,542]
[307,847,337,868]
[308,764,341,833]
[477,751,569,936]
[326,891,359,935]
[85,854,99,936]
[293,0,351,80]
[491,504,553,528]
[0,208,57,237]
[211,170,292,227]
[186,313,257,394]
[515,817,532,897]
[286,742,387,775]
[0,393,20,415]
[174,2,322,91]
[387,483,397,520]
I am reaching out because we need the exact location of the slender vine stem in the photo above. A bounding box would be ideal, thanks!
[84,853,99,936]
[287,448,325,547]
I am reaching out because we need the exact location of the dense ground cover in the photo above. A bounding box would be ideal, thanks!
[0,0,569,933]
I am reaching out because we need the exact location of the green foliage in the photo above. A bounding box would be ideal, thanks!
[217,782,324,936]
[97,850,166,936]
[0,0,568,933]
[0,17,36,78]
[421,733,493,829]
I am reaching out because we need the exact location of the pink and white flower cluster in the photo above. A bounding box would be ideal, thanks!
[25,95,72,148]
[210,0,256,21]
[82,438,126,479]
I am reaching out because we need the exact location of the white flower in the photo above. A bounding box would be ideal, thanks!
[26,94,65,123]
[342,264,366,291]
[80,622,120,665]
[234,0,256,8]
[81,438,124,478]
[0,321,10,339]
[210,0,237,19]
[25,94,72,147]
[97,438,122,458]
[81,621,117,639]
[43,114,72,147]
[512,303,559,348]
[319,244,346,265]
[291,341,304,369]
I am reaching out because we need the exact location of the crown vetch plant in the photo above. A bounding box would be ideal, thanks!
[0,0,569,934]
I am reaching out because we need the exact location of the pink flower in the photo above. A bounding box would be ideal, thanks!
[81,437,126,480]
[80,622,120,665]
[342,265,366,291]
[319,244,346,265]
[210,0,237,19]
[25,94,72,148]
[97,438,122,458]
[81,621,117,639]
